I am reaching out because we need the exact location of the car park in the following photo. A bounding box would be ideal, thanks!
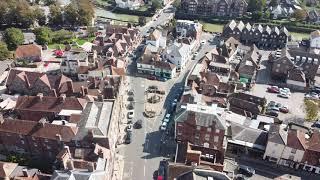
[160,122,167,131]
[127,110,134,119]
[238,165,255,177]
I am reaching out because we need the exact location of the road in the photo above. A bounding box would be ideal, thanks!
[119,30,216,179]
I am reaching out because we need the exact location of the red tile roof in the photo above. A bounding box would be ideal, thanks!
[0,119,78,141]
[15,44,42,59]
[15,96,87,113]
[307,131,320,152]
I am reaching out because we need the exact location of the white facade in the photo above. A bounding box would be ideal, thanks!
[61,54,89,75]
[115,0,142,10]
[263,141,286,163]
[163,43,192,70]
[310,36,320,49]
[281,146,305,163]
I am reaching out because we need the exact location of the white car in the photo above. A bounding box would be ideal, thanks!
[163,114,170,123]
[201,40,206,45]
[172,99,178,107]
[194,52,199,56]
[160,122,167,131]
[126,124,133,132]
[278,92,290,98]
[127,110,134,119]
[280,88,291,95]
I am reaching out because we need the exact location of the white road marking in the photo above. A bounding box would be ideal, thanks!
[143,165,146,176]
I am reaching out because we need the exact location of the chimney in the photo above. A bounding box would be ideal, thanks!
[0,113,4,124]
[87,162,95,172]
[66,160,74,170]
[60,94,66,102]
[51,89,57,97]
[56,134,62,141]
[81,86,88,96]
[38,118,46,127]
[22,168,29,177]
[66,81,74,94]
[37,93,44,101]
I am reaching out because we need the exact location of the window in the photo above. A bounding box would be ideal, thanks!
[214,136,219,143]
[291,148,297,154]
[205,134,210,141]
[215,129,220,133]
[20,140,25,145]
[207,128,212,132]
[196,126,201,130]
[204,142,209,148]
[34,143,38,147]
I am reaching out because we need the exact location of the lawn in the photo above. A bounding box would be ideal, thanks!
[48,37,96,50]
[200,22,224,33]
[290,32,310,41]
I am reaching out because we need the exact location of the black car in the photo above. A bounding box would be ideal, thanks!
[311,121,320,128]
[238,165,255,177]
[125,131,132,144]
[266,110,279,117]
[311,87,320,94]
[134,119,143,129]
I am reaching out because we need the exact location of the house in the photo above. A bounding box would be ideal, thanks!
[115,0,143,10]
[146,29,167,49]
[93,25,140,57]
[180,0,248,17]
[270,48,320,85]
[0,161,50,179]
[163,42,191,71]
[301,131,320,174]
[5,69,75,96]
[15,44,42,62]
[14,94,87,121]
[227,92,266,117]
[310,30,320,49]
[223,20,289,49]
[176,20,202,43]
[270,5,294,19]
[175,103,226,151]
[263,124,308,169]
[61,50,89,75]
[237,45,260,81]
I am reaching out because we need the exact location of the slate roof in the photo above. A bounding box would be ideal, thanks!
[267,124,285,145]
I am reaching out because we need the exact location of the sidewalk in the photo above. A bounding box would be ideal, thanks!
[112,154,124,180]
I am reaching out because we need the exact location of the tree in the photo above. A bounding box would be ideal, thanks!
[52,29,74,44]
[33,7,47,26]
[138,16,147,26]
[15,0,35,28]
[264,10,271,19]
[173,0,181,9]
[269,0,278,7]
[34,27,53,45]
[248,0,266,12]
[251,11,263,20]
[291,9,307,21]
[64,4,79,26]
[0,42,10,61]
[3,28,24,50]
[49,4,63,26]
[305,100,318,121]
[78,0,95,26]
[151,0,162,10]
[86,27,96,37]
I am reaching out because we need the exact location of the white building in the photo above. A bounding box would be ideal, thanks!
[310,30,320,49]
[146,29,167,49]
[61,51,89,75]
[115,0,143,10]
[163,43,192,71]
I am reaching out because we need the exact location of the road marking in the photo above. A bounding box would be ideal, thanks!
[143,165,146,176]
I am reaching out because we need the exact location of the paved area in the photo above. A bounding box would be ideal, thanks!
[251,50,307,125]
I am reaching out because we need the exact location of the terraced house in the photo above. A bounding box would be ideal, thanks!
[222,20,289,49]
[180,0,248,17]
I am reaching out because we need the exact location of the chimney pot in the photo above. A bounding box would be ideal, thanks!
[60,94,66,101]
[22,168,28,177]
[56,134,62,141]
[37,93,44,101]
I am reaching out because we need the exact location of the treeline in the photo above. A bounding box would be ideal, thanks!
[0,0,95,29]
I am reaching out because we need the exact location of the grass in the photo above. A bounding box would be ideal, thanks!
[48,37,96,50]
[200,22,224,33]
[48,43,65,50]
[289,32,310,41]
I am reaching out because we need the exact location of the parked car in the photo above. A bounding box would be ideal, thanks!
[305,92,319,100]
[125,131,132,144]
[160,122,167,131]
[201,40,206,45]
[126,124,133,132]
[127,102,135,110]
[278,92,290,98]
[134,119,142,129]
[238,165,255,177]
[268,101,276,106]
[172,99,178,108]
[267,106,279,112]
[127,110,134,119]
[311,87,320,94]
[157,77,167,82]
[280,106,289,113]
[127,96,134,101]
[266,110,279,117]
[280,88,291,95]
[311,120,320,128]
[127,90,134,96]
[163,114,170,123]
[147,76,157,80]
[267,86,280,93]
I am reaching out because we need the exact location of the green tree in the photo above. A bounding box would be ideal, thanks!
[33,7,47,26]
[64,4,79,26]
[49,4,63,26]
[53,29,74,44]
[34,27,53,45]
[15,0,35,28]
[138,16,147,26]
[264,10,271,19]
[305,99,319,121]
[86,27,96,37]
[173,0,181,9]
[3,28,24,50]
[151,0,162,10]
[291,9,307,21]
[78,0,95,26]
[248,0,266,12]
[0,42,10,61]
[251,11,263,20]
[269,0,278,7]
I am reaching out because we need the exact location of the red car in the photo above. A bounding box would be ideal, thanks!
[147,76,156,80]
[267,86,280,93]
[280,106,289,113]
